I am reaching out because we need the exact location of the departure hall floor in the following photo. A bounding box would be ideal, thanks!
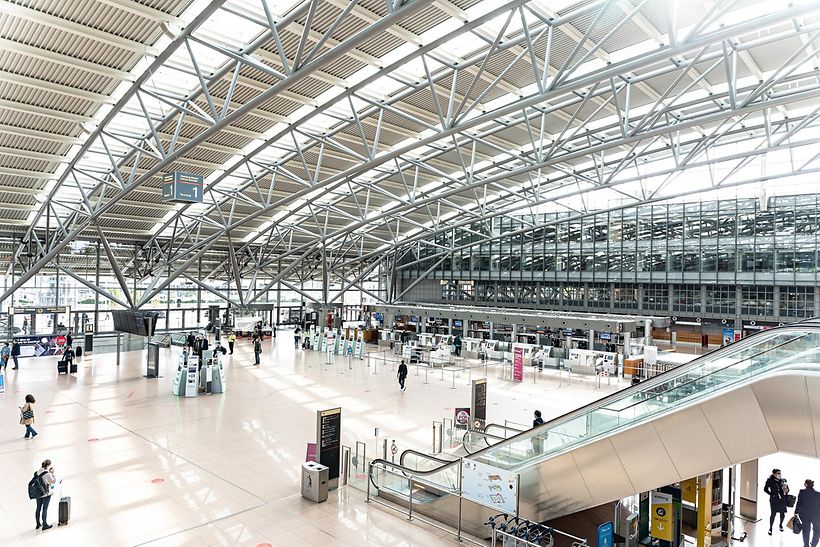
[0,336,684,545]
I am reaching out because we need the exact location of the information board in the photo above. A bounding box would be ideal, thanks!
[9,306,67,315]
[461,458,519,514]
[317,407,341,484]
[597,521,614,547]
[161,171,203,203]
[471,379,487,428]
[513,346,524,382]
[650,490,673,541]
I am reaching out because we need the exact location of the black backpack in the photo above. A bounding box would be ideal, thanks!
[28,471,48,499]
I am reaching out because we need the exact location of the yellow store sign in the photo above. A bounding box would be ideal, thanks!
[651,491,673,541]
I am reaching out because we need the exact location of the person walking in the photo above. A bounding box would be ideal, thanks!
[397,360,408,391]
[531,410,545,455]
[227,332,236,355]
[0,342,10,371]
[294,326,301,349]
[20,394,37,438]
[11,339,20,369]
[22,317,28,334]
[65,332,73,351]
[63,346,75,371]
[764,468,788,534]
[453,334,462,357]
[796,479,820,547]
[31,459,56,530]
[253,336,262,366]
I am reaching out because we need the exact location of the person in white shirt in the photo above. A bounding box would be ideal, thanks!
[33,459,57,530]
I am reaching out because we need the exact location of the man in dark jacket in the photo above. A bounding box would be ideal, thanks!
[796,479,820,547]
[11,339,20,369]
[764,468,788,534]
[253,337,262,366]
[397,360,408,391]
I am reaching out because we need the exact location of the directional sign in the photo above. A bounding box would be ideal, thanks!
[597,521,614,547]
[162,172,203,203]
[650,491,673,541]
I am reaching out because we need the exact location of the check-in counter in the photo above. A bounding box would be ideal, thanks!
[463,337,484,359]
[417,333,435,347]
[511,343,540,366]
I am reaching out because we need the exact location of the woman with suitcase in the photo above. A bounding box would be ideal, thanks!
[31,459,56,530]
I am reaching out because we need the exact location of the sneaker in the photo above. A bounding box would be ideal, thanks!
[42,524,52,531]
[768,530,772,535]
[780,526,784,532]
[31,433,37,438]
[36,523,40,529]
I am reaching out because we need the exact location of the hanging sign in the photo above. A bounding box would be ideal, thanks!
[161,172,203,203]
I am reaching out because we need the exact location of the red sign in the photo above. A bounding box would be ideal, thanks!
[513,347,524,382]
[55,335,66,347]
[305,442,317,462]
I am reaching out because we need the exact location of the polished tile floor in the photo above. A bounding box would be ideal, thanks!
[0,333,628,546]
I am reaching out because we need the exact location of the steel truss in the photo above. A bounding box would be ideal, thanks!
[6,0,820,309]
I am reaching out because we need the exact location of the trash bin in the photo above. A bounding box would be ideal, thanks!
[301,462,329,503]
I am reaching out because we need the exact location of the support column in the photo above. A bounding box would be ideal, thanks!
[488,321,494,340]
[588,329,595,350]
[623,332,631,357]
[511,323,517,344]
[644,319,653,345]
[94,241,101,334]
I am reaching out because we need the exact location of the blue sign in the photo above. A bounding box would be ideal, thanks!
[597,521,614,547]
[599,332,612,340]
[722,326,734,345]
[161,171,203,203]
[0,372,4,394]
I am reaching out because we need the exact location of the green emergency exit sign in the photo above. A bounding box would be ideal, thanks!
[162,172,203,203]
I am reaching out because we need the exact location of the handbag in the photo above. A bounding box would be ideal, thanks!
[789,514,803,534]
[787,494,796,508]
[20,409,34,421]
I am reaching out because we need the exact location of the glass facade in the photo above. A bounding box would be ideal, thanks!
[404,194,820,321]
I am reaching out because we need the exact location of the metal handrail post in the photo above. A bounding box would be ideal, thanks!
[408,477,414,521]
[366,462,371,502]
[457,458,463,541]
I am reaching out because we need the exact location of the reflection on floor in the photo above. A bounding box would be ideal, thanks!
[0,333,629,546]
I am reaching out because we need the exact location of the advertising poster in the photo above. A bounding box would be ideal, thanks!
[461,458,518,514]
[305,442,317,462]
[454,407,471,430]
[722,327,734,346]
[513,346,524,382]
[650,490,673,541]
[681,477,697,504]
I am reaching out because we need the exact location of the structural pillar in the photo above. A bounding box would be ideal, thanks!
[588,329,595,350]
[644,319,653,345]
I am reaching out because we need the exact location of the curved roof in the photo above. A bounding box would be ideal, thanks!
[2,0,820,305]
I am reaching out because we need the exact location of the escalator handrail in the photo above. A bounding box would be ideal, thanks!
[369,456,461,493]
[463,429,507,454]
[484,422,524,437]
[399,448,457,467]
[471,325,818,465]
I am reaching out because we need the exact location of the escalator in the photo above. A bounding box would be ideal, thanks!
[369,323,820,535]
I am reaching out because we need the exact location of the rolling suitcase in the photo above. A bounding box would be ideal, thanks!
[58,496,70,526]
[69,362,77,373]
[75,346,82,358]
[57,360,68,374]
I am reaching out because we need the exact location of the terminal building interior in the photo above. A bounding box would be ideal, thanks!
[1,0,820,545]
